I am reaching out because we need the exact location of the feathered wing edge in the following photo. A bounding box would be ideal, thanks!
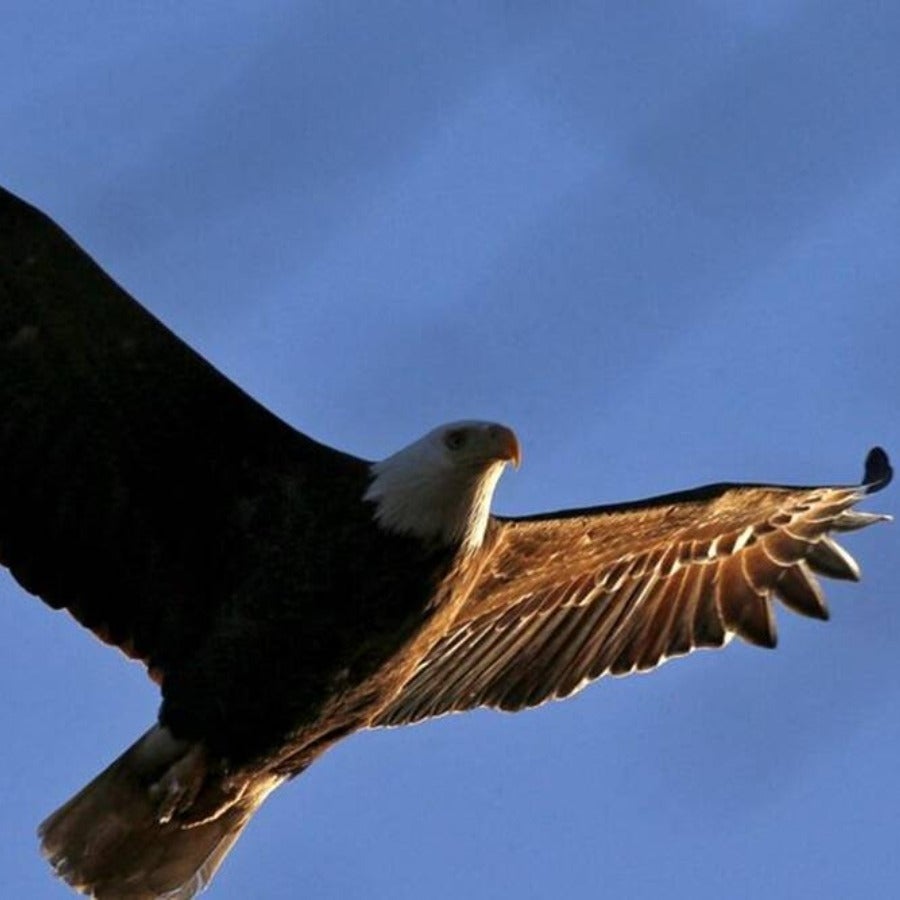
[376,448,892,727]
[861,445,892,493]
[0,184,369,679]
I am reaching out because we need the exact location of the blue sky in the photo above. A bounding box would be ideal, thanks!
[1,3,898,898]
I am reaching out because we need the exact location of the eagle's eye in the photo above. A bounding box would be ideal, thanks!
[444,429,467,452]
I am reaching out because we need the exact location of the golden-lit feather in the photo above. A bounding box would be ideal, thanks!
[377,452,891,725]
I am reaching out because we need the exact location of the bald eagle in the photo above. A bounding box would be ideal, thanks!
[0,186,891,899]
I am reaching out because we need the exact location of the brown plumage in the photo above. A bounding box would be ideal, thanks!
[39,728,280,900]
[377,463,891,724]
[0,184,892,898]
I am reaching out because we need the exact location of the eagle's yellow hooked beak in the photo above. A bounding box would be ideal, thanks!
[488,424,522,469]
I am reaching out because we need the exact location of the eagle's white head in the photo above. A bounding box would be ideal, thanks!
[364,420,521,553]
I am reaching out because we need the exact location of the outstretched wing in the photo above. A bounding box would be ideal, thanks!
[0,186,368,678]
[377,450,892,725]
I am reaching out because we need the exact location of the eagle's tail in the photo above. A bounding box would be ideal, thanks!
[38,725,278,899]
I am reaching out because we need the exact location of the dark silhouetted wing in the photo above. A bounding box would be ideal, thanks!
[377,450,891,725]
[0,186,368,679]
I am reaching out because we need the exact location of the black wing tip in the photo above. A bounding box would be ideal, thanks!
[863,447,892,493]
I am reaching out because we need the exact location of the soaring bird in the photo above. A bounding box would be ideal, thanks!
[0,186,891,898]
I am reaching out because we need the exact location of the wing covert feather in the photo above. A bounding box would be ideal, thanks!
[377,452,891,725]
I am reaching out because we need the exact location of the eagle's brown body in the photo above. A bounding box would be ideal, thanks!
[0,186,891,898]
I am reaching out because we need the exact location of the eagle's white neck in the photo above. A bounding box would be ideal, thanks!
[364,444,506,554]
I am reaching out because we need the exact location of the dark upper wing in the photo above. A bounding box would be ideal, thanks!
[377,450,892,725]
[0,186,368,676]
